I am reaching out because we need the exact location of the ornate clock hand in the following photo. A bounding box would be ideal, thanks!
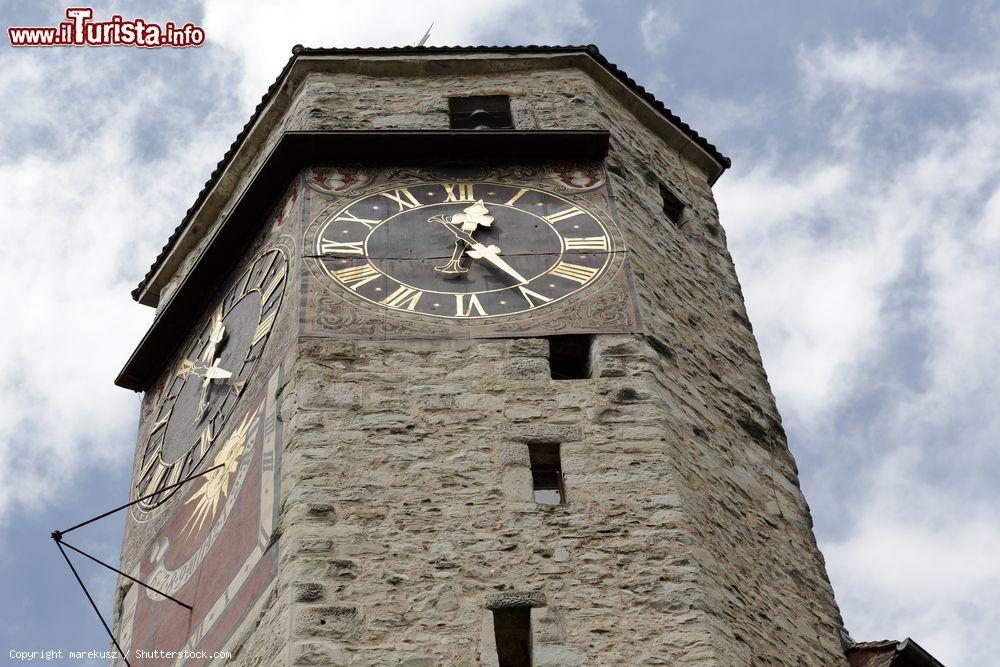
[429,201,528,284]
[194,358,234,422]
[456,234,529,285]
[200,309,226,365]
[434,236,469,276]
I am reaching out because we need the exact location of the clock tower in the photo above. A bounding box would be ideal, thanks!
[112,46,850,666]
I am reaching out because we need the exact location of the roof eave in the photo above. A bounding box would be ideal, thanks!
[133,45,730,308]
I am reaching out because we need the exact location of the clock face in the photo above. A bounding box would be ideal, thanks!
[313,182,616,320]
[134,247,288,513]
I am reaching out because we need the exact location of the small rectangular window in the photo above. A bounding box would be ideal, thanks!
[548,334,592,380]
[449,95,513,129]
[660,182,686,226]
[530,442,565,505]
[492,607,532,667]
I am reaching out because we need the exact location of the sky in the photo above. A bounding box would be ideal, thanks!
[0,1,997,665]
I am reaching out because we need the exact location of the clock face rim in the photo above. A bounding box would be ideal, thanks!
[313,181,618,320]
[133,245,288,517]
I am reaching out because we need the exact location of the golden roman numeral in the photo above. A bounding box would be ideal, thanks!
[335,210,382,230]
[320,239,364,255]
[197,425,214,458]
[138,454,159,484]
[165,462,183,488]
[381,188,421,211]
[252,253,278,288]
[381,285,423,311]
[517,285,553,308]
[332,264,381,290]
[251,311,277,346]
[545,206,585,223]
[260,272,285,302]
[549,261,599,284]
[443,183,475,202]
[505,188,529,206]
[455,293,487,317]
[564,236,609,251]
[144,463,167,496]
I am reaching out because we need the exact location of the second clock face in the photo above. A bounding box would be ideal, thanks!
[314,182,616,319]
[134,247,288,514]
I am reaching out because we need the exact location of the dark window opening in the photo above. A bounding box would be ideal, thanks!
[549,334,592,380]
[660,182,686,227]
[449,95,513,130]
[493,607,532,667]
[530,442,565,505]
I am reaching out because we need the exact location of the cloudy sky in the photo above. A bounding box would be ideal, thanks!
[1,1,997,664]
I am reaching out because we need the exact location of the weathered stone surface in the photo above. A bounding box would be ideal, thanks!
[484,591,547,609]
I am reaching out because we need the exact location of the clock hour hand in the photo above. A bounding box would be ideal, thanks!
[434,237,469,276]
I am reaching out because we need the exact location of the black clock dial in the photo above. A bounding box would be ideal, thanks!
[314,182,614,319]
[134,247,287,513]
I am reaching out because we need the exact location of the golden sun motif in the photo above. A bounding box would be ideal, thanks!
[181,408,259,538]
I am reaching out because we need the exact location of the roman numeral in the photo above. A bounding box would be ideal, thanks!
[197,425,214,458]
[381,188,421,211]
[443,183,475,202]
[334,210,382,230]
[177,449,195,480]
[320,239,364,255]
[332,264,381,290]
[251,311,277,346]
[260,272,285,302]
[517,285,553,308]
[455,293,487,317]
[564,236,609,251]
[138,454,159,484]
[262,451,274,472]
[165,461,183,488]
[545,206,585,223]
[380,285,422,311]
[251,252,278,288]
[150,415,169,434]
[175,360,194,378]
[144,463,167,497]
[549,261,599,284]
[505,188,529,206]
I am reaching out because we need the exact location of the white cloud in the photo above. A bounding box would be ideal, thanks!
[719,32,1000,666]
[798,37,934,99]
[202,0,592,105]
[0,44,245,523]
[639,4,678,56]
[825,454,1000,665]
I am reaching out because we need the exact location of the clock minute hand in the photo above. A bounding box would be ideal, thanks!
[453,230,529,285]
[194,358,234,422]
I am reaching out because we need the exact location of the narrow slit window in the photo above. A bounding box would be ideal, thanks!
[492,607,532,667]
[548,334,592,380]
[660,182,686,227]
[530,442,565,505]
[448,95,513,129]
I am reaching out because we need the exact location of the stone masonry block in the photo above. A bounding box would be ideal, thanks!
[499,357,550,380]
[496,422,582,444]
[484,591,547,609]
